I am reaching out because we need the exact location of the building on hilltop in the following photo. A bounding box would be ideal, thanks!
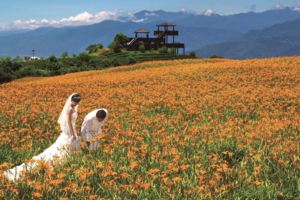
[123,23,185,54]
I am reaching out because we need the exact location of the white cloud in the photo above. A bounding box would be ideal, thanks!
[0,10,140,31]
[132,18,145,23]
[272,4,300,12]
[180,8,194,14]
[180,8,217,16]
[273,4,288,10]
[292,4,300,11]
[145,12,158,17]
[180,8,200,15]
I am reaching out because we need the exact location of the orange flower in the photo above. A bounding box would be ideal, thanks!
[49,179,63,185]
[140,183,150,190]
[1,57,300,198]
[33,192,42,198]
[34,181,44,191]
[254,179,262,186]
[130,161,138,170]
[147,168,160,174]
[172,177,182,184]
[96,161,104,170]
[120,172,130,179]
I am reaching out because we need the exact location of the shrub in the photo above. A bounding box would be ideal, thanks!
[109,41,122,53]
[0,70,14,83]
[15,66,50,77]
[77,53,91,63]
[86,44,103,54]
[0,59,22,71]
[139,44,146,53]
[111,58,121,66]
[189,51,197,58]
[127,57,137,65]
[48,55,58,62]
[59,66,79,74]
[210,54,224,59]
[159,46,168,54]
[170,48,176,54]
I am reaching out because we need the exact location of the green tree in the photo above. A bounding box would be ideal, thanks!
[108,33,129,53]
[0,56,12,62]
[61,52,69,59]
[13,56,24,63]
[0,58,21,71]
[0,59,16,83]
[77,52,91,63]
[139,44,146,53]
[114,33,128,44]
[48,55,58,62]
[86,43,103,54]
[109,41,122,53]
[0,70,13,83]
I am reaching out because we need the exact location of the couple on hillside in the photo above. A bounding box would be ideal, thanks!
[3,93,108,181]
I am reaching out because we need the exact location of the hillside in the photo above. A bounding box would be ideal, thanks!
[196,18,300,58]
[0,21,241,57]
[0,57,299,199]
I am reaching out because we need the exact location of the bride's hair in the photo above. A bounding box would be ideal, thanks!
[71,93,81,103]
[96,109,107,120]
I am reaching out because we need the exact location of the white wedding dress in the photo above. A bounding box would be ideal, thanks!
[3,93,81,182]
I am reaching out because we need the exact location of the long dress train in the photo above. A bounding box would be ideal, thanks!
[3,94,80,181]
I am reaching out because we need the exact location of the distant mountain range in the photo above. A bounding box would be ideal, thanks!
[196,18,300,59]
[0,8,300,58]
[134,8,300,32]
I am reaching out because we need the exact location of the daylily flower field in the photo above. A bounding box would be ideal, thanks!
[0,57,299,199]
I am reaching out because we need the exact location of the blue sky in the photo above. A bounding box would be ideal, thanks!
[0,0,300,30]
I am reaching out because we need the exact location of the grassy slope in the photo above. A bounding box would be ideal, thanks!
[0,57,299,199]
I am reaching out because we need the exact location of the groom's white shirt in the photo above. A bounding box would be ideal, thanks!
[81,109,106,150]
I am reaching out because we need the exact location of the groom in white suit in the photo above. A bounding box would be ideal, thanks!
[81,108,108,150]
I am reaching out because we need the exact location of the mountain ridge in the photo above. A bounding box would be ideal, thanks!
[0,8,300,57]
[195,17,300,59]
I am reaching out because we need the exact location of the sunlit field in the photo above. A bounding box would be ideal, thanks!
[0,57,299,199]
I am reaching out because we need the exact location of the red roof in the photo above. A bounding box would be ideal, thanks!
[134,28,150,33]
[156,23,176,27]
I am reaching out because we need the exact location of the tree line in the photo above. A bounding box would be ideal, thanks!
[0,33,196,83]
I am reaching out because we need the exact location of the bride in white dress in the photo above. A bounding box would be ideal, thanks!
[3,93,81,181]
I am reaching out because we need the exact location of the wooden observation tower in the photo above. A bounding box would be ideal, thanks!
[123,23,185,54]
